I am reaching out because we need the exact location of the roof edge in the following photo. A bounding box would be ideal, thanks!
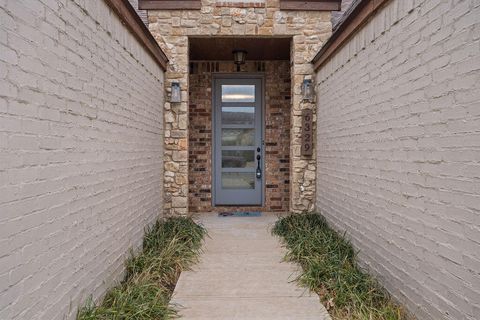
[104,0,168,70]
[312,0,391,71]
[279,0,342,11]
[138,0,202,10]
[139,0,341,11]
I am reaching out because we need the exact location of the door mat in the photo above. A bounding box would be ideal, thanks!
[218,211,262,217]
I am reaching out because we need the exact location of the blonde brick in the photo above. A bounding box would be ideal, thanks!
[0,0,165,319]
[315,0,480,319]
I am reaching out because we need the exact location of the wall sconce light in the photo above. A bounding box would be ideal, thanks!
[233,50,247,71]
[301,77,314,102]
[171,81,181,103]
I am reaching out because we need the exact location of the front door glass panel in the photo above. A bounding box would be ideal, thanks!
[221,106,255,125]
[222,150,255,168]
[221,85,255,102]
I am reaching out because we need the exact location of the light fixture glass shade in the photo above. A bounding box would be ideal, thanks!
[233,50,247,65]
[171,82,181,103]
[301,78,314,102]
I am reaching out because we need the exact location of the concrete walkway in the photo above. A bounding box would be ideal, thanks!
[171,213,331,320]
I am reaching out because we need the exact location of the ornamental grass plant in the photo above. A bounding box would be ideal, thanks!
[273,213,411,320]
[78,217,206,320]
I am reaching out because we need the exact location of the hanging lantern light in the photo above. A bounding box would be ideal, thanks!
[233,50,247,71]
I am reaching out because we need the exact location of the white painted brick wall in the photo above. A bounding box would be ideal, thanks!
[0,0,165,319]
[315,0,479,319]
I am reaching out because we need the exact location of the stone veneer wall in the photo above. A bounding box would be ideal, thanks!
[315,0,479,319]
[189,60,291,212]
[147,0,332,214]
[0,0,164,319]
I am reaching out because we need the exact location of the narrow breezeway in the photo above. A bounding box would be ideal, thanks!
[171,213,331,320]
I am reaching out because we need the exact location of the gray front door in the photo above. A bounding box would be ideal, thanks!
[213,76,263,206]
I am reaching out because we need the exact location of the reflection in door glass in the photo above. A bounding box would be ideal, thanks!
[222,150,255,168]
[222,85,255,102]
[222,173,255,189]
[222,106,255,125]
[221,129,255,146]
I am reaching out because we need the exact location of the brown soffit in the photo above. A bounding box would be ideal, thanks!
[312,0,391,71]
[138,0,202,10]
[104,0,168,70]
[280,0,342,11]
[189,37,291,61]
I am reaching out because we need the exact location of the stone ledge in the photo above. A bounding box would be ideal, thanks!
[216,2,266,8]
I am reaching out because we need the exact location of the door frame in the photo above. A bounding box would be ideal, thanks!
[211,73,265,207]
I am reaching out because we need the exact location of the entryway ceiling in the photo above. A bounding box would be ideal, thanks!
[189,37,291,61]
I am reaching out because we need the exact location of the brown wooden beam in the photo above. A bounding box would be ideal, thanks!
[280,0,341,11]
[312,0,391,71]
[139,0,202,10]
[103,0,168,70]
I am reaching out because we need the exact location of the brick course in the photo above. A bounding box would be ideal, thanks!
[0,0,164,319]
[188,60,290,212]
[315,0,480,319]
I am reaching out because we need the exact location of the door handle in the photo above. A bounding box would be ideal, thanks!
[256,154,262,179]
